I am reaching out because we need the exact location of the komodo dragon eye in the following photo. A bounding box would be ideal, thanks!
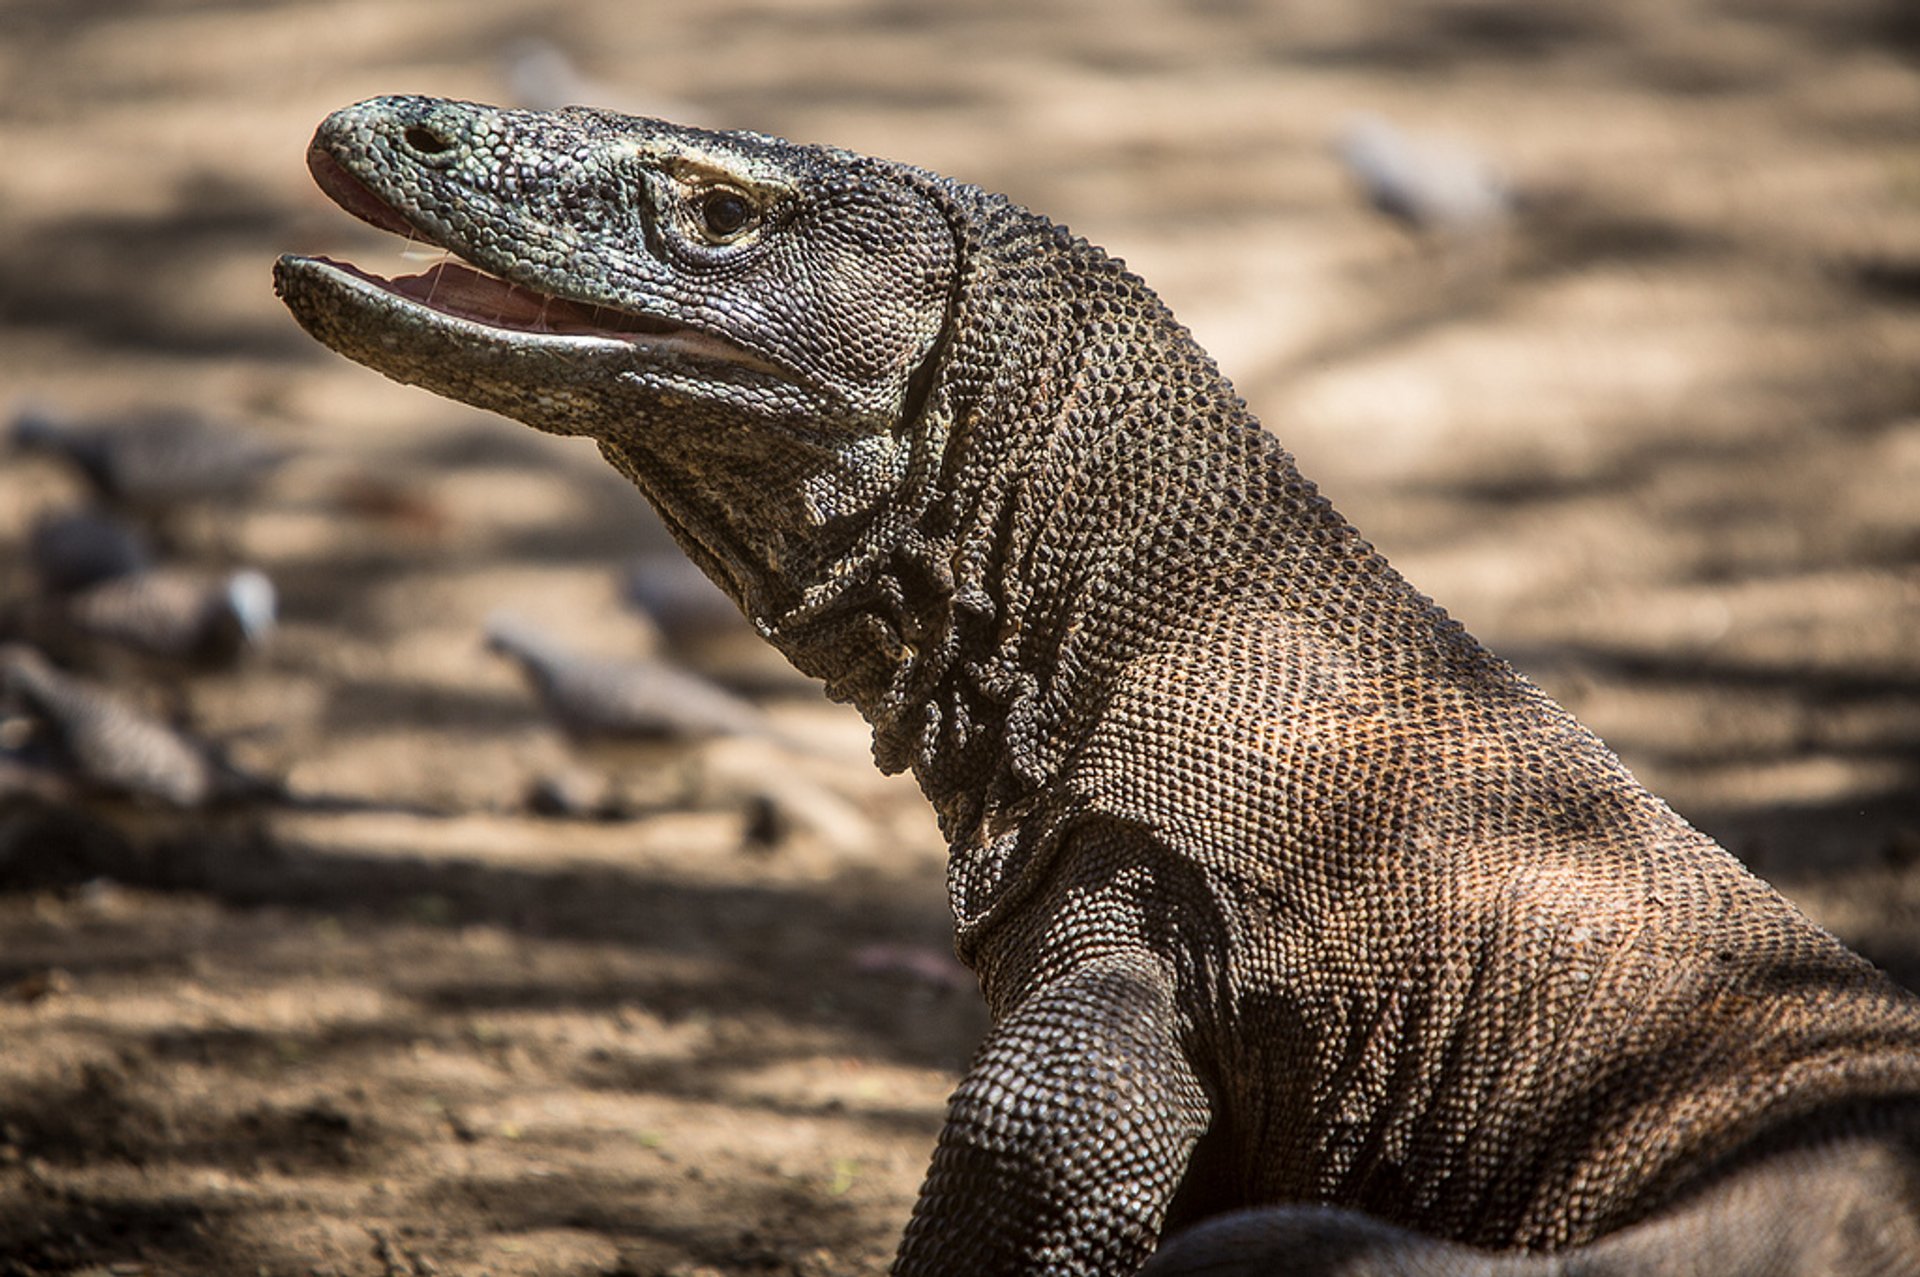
[697,188,755,240]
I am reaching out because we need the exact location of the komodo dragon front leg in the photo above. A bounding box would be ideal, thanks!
[277,96,1920,1274]
[896,951,1210,1274]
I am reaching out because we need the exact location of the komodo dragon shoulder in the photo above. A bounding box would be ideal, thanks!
[276,96,1920,1275]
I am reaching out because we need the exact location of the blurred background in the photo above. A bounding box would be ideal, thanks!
[1,1,1918,1273]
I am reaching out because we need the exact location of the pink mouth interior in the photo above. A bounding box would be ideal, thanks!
[315,255,684,339]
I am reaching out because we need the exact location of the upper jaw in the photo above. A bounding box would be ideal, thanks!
[306,142,417,239]
[284,107,787,382]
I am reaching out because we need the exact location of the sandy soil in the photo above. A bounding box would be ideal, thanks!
[1,1,1918,1273]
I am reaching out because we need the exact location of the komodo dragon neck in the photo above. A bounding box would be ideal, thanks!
[866,202,1527,911]
[827,193,1474,846]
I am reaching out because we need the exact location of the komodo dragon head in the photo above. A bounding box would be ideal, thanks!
[276,96,965,677]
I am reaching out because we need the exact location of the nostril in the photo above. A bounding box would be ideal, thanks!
[403,124,454,156]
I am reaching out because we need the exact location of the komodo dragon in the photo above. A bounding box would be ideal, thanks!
[275,96,1920,1274]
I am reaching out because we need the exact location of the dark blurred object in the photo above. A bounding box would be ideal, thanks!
[8,967,72,1005]
[329,470,451,540]
[620,553,815,695]
[10,403,289,519]
[484,611,770,743]
[1334,113,1513,242]
[622,550,747,644]
[0,644,272,808]
[6,565,276,678]
[523,768,622,820]
[26,508,153,595]
[55,567,276,669]
[0,799,144,891]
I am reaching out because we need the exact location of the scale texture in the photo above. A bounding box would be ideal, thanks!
[275,96,1920,1275]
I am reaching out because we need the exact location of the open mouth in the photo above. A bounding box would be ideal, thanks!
[304,254,705,344]
[301,146,776,370]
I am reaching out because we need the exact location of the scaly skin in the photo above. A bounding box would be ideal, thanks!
[276,96,1920,1275]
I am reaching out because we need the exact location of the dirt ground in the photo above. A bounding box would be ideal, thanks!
[1,0,1918,1273]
